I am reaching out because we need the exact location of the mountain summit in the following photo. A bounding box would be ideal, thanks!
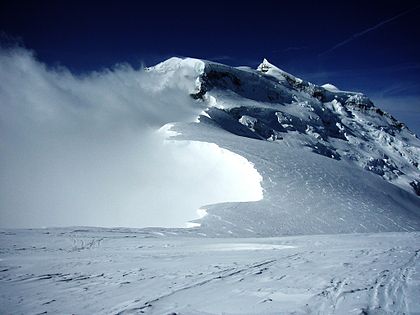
[151,57,420,236]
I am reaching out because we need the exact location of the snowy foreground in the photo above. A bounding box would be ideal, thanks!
[1,228,419,314]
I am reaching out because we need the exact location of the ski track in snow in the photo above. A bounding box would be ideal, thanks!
[1,229,419,314]
[368,249,419,314]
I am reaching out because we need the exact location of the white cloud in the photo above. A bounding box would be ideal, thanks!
[0,47,262,228]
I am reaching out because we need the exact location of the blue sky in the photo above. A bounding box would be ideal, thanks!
[1,0,419,133]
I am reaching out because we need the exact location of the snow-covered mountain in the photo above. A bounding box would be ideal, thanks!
[2,56,420,315]
[149,57,420,236]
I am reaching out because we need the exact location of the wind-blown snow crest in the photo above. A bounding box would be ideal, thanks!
[159,123,263,228]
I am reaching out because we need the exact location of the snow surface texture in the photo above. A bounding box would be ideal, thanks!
[155,57,420,236]
[0,228,419,314]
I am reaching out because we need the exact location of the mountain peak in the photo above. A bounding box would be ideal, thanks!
[257,58,277,72]
[150,57,419,203]
[155,57,420,235]
[256,58,303,85]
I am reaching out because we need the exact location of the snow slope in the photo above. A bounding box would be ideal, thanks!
[150,57,420,236]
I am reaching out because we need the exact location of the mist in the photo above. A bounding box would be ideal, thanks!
[0,47,262,228]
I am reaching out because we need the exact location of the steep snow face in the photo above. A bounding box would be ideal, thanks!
[156,130,263,228]
[160,57,420,236]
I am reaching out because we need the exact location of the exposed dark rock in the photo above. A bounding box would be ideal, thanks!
[306,142,341,160]
[410,180,420,196]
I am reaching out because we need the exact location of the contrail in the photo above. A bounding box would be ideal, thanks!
[319,5,420,56]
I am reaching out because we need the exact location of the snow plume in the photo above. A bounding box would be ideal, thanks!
[0,48,262,228]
